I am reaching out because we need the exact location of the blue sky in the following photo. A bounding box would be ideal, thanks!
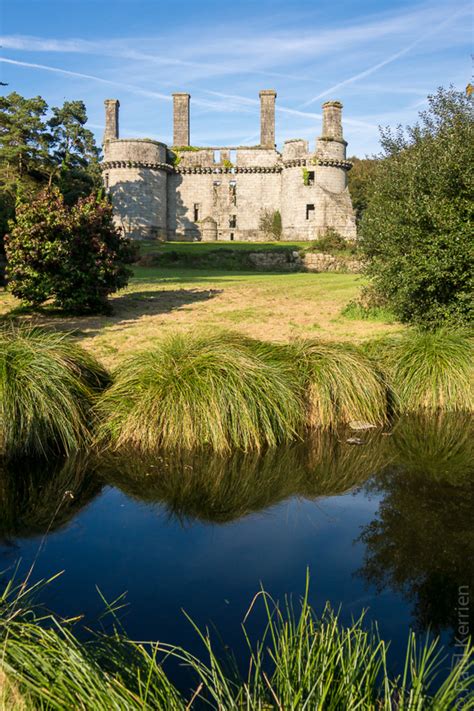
[0,0,471,156]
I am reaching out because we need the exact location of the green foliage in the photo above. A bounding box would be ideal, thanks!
[366,329,473,413]
[302,167,311,185]
[5,187,136,314]
[222,158,233,169]
[0,92,102,245]
[48,100,101,205]
[347,156,380,223]
[310,228,349,253]
[359,87,474,330]
[95,331,305,454]
[259,209,282,240]
[0,325,109,458]
[169,146,201,167]
[0,573,472,709]
[0,92,51,179]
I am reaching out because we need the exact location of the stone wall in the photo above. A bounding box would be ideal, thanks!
[248,251,363,272]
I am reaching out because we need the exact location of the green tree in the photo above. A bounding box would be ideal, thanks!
[0,93,52,250]
[48,100,101,204]
[359,87,473,330]
[0,92,51,179]
[5,188,136,314]
[347,156,379,224]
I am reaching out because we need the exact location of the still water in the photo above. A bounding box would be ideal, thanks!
[0,414,472,683]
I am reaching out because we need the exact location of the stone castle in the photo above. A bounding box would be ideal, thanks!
[101,91,357,241]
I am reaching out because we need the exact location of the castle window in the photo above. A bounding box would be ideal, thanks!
[306,204,315,220]
[305,171,315,186]
[230,233,235,241]
[104,172,109,189]
[213,180,221,186]
[229,215,237,228]
[193,203,200,222]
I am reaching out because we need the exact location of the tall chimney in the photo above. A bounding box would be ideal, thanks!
[321,100,344,141]
[104,99,119,142]
[259,89,277,148]
[172,93,190,146]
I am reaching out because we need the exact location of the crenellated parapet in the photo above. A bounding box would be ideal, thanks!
[283,157,353,170]
[101,160,174,172]
[175,165,282,175]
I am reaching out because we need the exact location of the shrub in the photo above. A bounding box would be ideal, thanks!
[310,228,350,253]
[294,340,388,429]
[259,209,282,240]
[95,331,305,454]
[0,324,109,458]
[5,187,136,314]
[359,87,474,330]
[366,330,473,413]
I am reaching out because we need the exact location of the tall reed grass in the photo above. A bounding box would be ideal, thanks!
[365,330,473,413]
[95,331,305,454]
[0,325,109,458]
[0,574,471,709]
[293,340,389,429]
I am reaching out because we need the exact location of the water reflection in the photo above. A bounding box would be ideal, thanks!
[100,430,389,524]
[0,455,102,542]
[0,414,471,649]
[358,414,474,638]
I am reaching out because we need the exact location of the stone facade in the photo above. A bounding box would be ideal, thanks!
[101,92,357,242]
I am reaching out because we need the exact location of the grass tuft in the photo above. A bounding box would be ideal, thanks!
[95,331,305,454]
[0,324,109,458]
[366,330,473,413]
[293,340,389,429]
[0,573,472,709]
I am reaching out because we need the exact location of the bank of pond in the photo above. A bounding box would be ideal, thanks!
[0,324,472,458]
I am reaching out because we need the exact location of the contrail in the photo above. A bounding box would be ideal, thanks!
[301,5,470,107]
[0,56,171,101]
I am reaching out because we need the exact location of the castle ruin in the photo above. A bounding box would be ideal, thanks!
[101,91,357,242]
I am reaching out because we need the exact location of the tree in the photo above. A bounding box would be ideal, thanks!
[0,92,51,179]
[359,87,473,330]
[48,100,101,204]
[5,188,136,314]
[0,93,52,250]
[347,156,379,224]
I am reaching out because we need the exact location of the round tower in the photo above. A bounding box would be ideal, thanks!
[101,100,170,240]
[313,101,357,239]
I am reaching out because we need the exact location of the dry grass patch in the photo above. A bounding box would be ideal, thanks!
[0,267,402,367]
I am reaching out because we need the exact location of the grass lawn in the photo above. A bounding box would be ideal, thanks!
[0,266,402,368]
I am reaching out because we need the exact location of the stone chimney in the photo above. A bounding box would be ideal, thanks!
[321,100,344,141]
[172,93,190,146]
[259,89,277,148]
[104,99,119,142]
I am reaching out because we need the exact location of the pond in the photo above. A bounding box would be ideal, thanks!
[0,414,472,689]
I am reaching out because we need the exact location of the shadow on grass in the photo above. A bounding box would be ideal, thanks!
[0,287,223,341]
